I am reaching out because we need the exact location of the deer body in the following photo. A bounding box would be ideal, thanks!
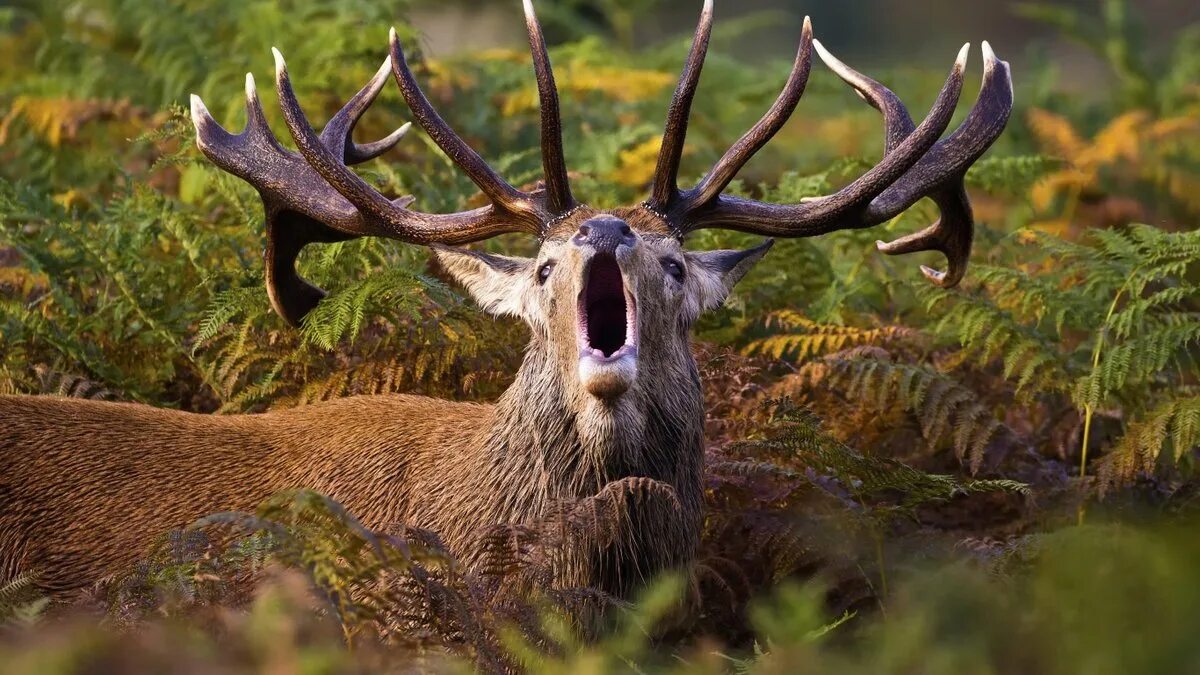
[0,320,706,593]
[0,1,1011,596]
[0,394,486,590]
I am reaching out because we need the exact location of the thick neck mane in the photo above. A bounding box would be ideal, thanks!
[409,339,707,591]
[486,338,706,501]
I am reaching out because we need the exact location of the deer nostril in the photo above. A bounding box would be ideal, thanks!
[572,217,636,251]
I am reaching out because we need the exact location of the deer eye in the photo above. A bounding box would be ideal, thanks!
[662,258,685,282]
[537,261,555,284]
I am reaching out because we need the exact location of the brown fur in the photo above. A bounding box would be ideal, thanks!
[0,209,768,596]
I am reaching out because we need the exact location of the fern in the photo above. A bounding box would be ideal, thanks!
[742,311,917,361]
[1098,395,1200,494]
[965,154,1062,195]
[925,225,1200,487]
[0,571,46,628]
[731,399,1027,513]
[782,353,1006,473]
[298,268,455,350]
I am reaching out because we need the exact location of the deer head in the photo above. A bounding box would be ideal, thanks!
[190,0,1011,414]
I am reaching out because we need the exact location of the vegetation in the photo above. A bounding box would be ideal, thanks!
[2,0,1200,671]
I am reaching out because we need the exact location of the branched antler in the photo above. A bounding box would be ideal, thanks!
[646,0,1013,287]
[190,1,575,325]
[191,59,413,324]
[192,0,1014,327]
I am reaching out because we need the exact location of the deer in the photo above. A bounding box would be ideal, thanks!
[0,0,1012,596]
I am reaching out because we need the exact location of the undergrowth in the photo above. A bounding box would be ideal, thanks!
[2,0,1200,670]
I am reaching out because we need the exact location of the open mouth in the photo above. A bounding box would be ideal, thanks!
[578,253,637,362]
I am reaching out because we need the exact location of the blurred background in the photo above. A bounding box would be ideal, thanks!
[412,0,1200,95]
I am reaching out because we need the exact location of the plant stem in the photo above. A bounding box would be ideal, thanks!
[1077,270,1138,524]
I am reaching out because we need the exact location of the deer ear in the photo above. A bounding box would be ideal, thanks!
[430,245,537,320]
[684,239,774,312]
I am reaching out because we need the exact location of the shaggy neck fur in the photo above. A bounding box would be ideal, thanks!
[439,332,707,592]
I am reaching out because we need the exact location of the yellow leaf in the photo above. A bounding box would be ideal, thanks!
[1080,110,1147,166]
[52,189,87,210]
[610,135,667,188]
[1030,169,1089,211]
[1027,108,1086,159]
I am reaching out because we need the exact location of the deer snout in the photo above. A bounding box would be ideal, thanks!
[572,216,636,254]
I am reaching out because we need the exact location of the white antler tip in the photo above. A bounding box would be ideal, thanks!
[955,42,970,69]
[523,0,535,19]
[244,72,257,96]
[271,47,285,72]
[371,54,392,81]
[188,95,210,138]
[802,15,812,32]
[389,26,399,41]
[812,39,847,73]
[921,265,946,282]
[982,40,996,65]
[703,0,713,16]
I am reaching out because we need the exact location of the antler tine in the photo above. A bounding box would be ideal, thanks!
[647,0,714,211]
[865,41,1014,286]
[683,16,813,211]
[672,37,1012,290]
[190,71,365,233]
[192,63,425,325]
[868,41,1013,220]
[273,48,538,240]
[322,56,411,164]
[876,186,974,286]
[523,0,575,214]
[193,48,554,325]
[680,41,969,236]
[813,38,914,153]
[388,28,542,221]
[272,48,425,237]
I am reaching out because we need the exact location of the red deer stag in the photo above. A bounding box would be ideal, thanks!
[0,0,1012,595]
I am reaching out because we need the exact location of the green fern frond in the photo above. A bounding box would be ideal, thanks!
[0,570,46,627]
[965,155,1062,194]
[737,399,1027,510]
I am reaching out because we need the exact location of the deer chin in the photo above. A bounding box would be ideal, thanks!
[577,252,638,399]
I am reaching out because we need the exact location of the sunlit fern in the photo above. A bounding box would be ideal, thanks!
[779,352,1005,473]
[0,570,47,628]
[742,311,918,362]
[925,225,1200,488]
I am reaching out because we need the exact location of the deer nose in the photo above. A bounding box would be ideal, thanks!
[572,217,636,253]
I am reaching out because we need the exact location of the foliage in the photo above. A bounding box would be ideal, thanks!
[11,514,1200,673]
[725,399,1028,514]
[1026,107,1200,227]
[2,0,1200,670]
[1014,0,1200,114]
[0,572,47,629]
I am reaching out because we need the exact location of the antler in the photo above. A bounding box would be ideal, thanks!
[191,59,413,324]
[646,2,1013,287]
[191,1,574,325]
